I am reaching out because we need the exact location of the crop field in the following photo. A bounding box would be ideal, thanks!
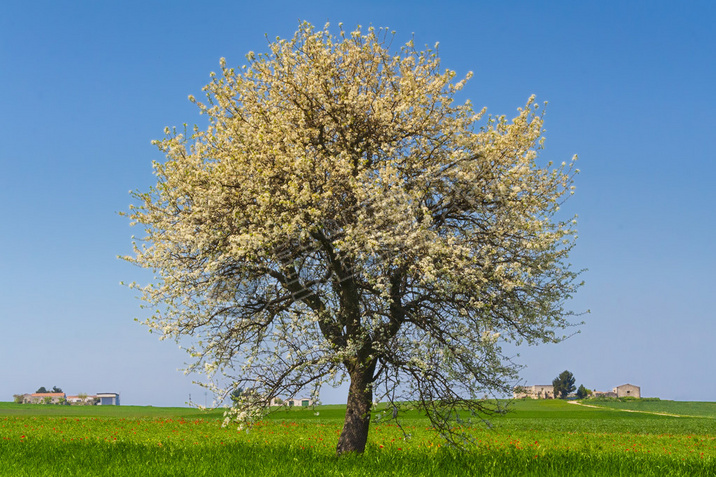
[578,399,716,418]
[0,400,714,476]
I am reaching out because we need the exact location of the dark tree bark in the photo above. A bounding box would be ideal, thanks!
[336,360,376,454]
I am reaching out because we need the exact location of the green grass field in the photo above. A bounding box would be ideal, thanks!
[1,400,714,476]
[579,399,716,418]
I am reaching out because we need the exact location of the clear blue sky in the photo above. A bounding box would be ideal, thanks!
[1,1,714,406]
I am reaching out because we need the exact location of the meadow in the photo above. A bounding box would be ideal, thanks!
[0,399,714,476]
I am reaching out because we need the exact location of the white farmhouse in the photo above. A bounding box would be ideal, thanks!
[270,397,315,407]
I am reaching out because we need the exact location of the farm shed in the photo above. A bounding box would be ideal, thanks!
[96,393,120,405]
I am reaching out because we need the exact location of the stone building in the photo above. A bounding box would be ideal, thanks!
[591,390,617,398]
[513,384,554,399]
[613,383,641,398]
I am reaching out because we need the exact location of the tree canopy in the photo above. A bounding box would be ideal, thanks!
[35,386,63,394]
[125,22,580,454]
[553,370,577,399]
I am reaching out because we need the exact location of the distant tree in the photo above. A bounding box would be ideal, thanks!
[552,370,576,399]
[42,396,52,405]
[230,387,245,404]
[52,386,63,393]
[13,394,24,404]
[576,384,589,399]
[36,386,48,394]
[231,387,261,406]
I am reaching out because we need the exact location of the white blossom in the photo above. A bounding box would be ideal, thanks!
[124,22,581,454]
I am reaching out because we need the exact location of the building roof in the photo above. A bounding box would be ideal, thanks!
[31,393,65,397]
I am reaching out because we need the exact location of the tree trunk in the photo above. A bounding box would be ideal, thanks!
[336,364,375,455]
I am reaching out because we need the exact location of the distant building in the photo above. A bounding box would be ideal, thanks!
[613,384,640,398]
[16,391,119,405]
[516,383,644,400]
[591,390,617,398]
[67,395,98,405]
[514,385,554,399]
[270,397,315,407]
[25,392,66,404]
[96,393,120,405]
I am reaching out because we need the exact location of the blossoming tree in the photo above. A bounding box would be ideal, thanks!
[126,22,581,454]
